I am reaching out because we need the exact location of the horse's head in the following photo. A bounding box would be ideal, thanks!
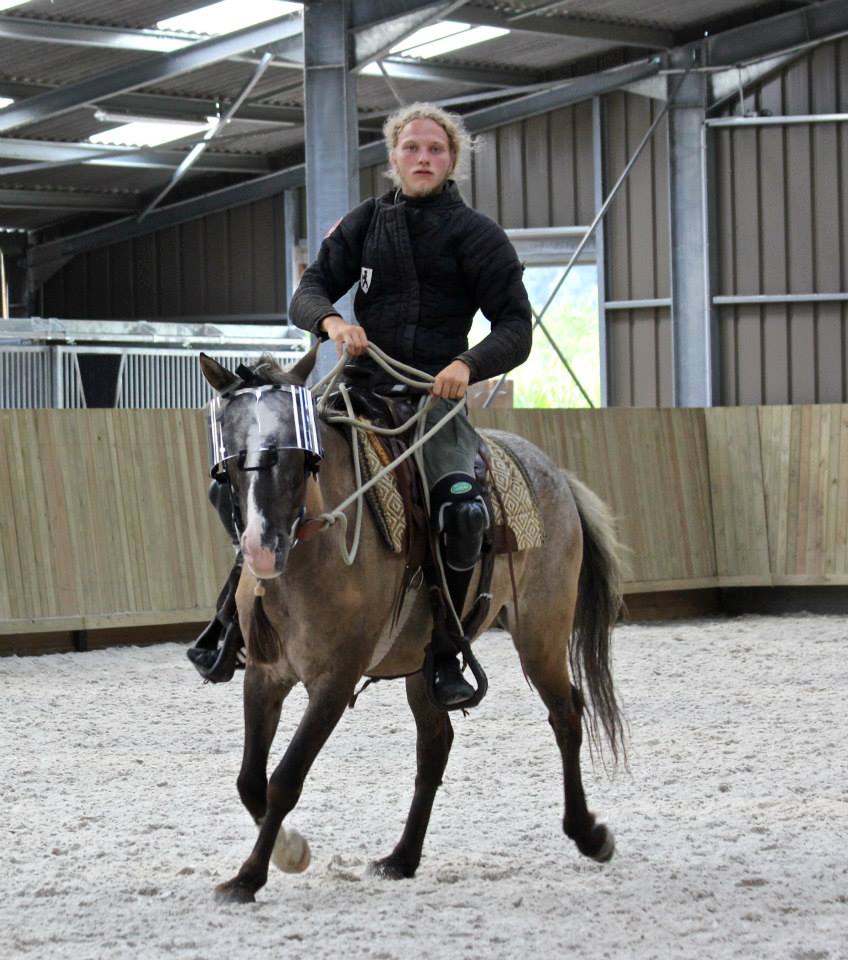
[201,347,321,581]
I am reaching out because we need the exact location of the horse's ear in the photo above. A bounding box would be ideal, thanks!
[285,344,319,386]
[200,353,240,393]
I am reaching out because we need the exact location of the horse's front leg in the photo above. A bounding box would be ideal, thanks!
[370,671,454,879]
[236,667,292,824]
[214,676,356,903]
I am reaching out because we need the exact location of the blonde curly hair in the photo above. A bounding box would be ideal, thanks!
[382,102,472,187]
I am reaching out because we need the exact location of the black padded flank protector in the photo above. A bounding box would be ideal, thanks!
[431,472,490,572]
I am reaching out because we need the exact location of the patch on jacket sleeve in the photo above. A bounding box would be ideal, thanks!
[360,266,373,293]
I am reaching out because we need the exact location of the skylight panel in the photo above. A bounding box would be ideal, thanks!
[0,2,30,11]
[391,21,509,60]
[157,0,301,36]
[0,98,13,109]
[89,119,212,148]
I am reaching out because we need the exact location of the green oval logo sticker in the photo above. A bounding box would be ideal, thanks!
[450,481,473,495]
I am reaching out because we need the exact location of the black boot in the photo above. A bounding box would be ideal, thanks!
[428,566,476,709]
[187,558,245,683]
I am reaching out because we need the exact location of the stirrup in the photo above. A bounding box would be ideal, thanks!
[187,621,245,683]
[422,635,488,712]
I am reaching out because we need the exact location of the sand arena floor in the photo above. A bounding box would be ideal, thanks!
[2,614,846,960]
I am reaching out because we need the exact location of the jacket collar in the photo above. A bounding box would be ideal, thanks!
[379,180,464,208]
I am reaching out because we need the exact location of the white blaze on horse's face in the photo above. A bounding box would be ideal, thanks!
[241,474,281,580]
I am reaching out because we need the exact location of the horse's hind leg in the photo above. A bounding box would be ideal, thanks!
[520,649,614,863]
[370,671,454,879]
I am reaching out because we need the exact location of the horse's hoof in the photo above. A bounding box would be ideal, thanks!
[367,856,414,880]
[589,825,615,863]
[271,828,311,874]
[213,879,256,904]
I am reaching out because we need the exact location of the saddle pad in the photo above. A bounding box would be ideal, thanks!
[354,422,544,554]
[482,431,545,552]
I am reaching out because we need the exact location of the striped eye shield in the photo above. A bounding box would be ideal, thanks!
[207,383,322,479]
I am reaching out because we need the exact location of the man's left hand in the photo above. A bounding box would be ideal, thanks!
[431,360,471,400]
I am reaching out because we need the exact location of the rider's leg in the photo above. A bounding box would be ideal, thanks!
[187,482,245,683]
[420,400,489,707]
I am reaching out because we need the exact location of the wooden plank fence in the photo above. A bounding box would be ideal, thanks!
[2,405,848,644]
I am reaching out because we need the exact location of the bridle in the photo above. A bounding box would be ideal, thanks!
[207,381,323,546]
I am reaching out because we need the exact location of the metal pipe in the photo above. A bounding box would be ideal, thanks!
[713,293,848,305]
[706,113,848,128]
[138,52,273,220]
[605,298,671,310]
[483,83,675,408]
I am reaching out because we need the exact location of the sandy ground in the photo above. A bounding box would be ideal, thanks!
[2,614,846,960]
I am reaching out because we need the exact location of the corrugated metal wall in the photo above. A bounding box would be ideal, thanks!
[715,39,848,405]
[41,196,285,318]
[358,102,595,229]
[34,40,847,407]
[603,92,671,407]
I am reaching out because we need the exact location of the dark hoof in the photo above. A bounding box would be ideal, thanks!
[367,856,415,880]
[213,879,257,903]
[582,825,615,863]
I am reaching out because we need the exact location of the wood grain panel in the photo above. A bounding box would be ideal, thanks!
[704,407,771,583]
[759,405,848,583]
[0,410,231,634]
[471,407,716,587]
[7,405,848,636]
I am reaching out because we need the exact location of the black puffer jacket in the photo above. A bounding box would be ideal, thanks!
[289,182,532,382]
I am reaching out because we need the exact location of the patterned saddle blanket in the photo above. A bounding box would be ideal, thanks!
[354,425,545,555]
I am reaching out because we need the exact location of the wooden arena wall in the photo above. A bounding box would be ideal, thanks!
[2,405,848,648]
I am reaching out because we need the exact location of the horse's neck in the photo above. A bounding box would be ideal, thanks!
[313,421,356,511]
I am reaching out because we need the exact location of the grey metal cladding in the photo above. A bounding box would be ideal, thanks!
[714,38,848,406]
[603,91,671,407]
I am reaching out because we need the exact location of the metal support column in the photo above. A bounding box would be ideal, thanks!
[283,188,299,312]
[303,0,359,379]
[667,52,716,407]
[592,95,609,406]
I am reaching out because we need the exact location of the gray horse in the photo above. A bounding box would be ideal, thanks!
[200,349,626,904]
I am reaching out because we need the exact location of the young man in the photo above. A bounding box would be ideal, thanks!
[289,103,532,707]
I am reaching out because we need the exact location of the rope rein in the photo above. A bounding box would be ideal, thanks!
[305,345,467,566]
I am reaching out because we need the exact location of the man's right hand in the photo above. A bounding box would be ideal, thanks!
[320,314,369,357]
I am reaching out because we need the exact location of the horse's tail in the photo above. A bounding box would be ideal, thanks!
[250,595,282,664]
[565,470,627,765]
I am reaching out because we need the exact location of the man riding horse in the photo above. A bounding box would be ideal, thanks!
[189,102,532,709]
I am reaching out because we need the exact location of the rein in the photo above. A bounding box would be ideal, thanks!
[298,345,468,566]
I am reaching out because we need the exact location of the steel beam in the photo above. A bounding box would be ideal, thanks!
[461,5,673,49]
[0,15,191,52]
[442,59,662,133]
[0,188,138,212]
[702,0,848,66]
[0,138,269,174]
[27,164,306,267]
[592,95,608,407]
[0,80,305,127]
[28,56,663,266]
[667,63,716,407]
[304,0,359,378]
[352,1,452,66]
[0,14,304,133]
[374,57,535,88]
[0,13,302,69]
[350,0,672,47]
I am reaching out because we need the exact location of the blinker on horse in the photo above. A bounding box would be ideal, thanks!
[199,349,626,904]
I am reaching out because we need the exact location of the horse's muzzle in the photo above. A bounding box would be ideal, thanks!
[241,533,287,580]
